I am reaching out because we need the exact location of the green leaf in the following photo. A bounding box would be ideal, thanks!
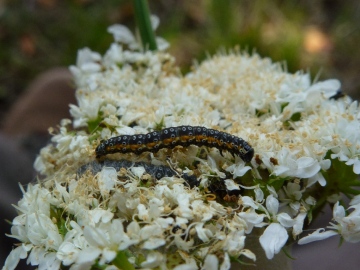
[87,112,104,134]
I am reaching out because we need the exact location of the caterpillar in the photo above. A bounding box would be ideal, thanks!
[95,126,254,162]
[78,159,198,187]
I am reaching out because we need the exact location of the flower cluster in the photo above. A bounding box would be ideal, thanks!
[4,22,360,270]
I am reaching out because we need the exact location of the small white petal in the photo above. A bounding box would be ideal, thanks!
[156,37,170,51]
[3,245,30,270]
[308,79,341,98]
[224,179,240,190]
[333,202,346,220]
[142,238,166,249]
[266,195,279,216]
[76,247,101,264]
[294,157,321,178]
[350,195,360,206]
[107,24,135,44]
[219,252,231,270]
[140,251,164,268]
[89,209,114,224]
[173,258,198,270]
[241,196,259,209]
[320,159,331,170]
[195,223,213,242]
[292,212,307,237]
[240,249,256,261]
[352,159,360,174]
[307,172,326,187]
[267,186,278,197]
[277,213,295,228]
[254,187,264,202]
[150,15,160,30]
[130,166,146,178]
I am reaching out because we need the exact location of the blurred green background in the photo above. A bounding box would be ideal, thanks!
[1,0,360,124]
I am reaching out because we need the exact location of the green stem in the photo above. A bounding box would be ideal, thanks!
[133,0,157,51]
[112,251,135,270]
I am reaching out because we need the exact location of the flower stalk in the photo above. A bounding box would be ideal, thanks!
[133,0,157,51]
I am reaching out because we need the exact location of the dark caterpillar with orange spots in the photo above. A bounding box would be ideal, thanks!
[95,126,254,162]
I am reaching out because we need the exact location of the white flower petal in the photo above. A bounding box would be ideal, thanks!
[140,251,164,268]
[350,195,360,206]
[277,213,295,228]
[195,223,213,242]
[173,258,198,270]
[333,202,346,220]
[130,166,146,178]
[142,237,166,249]
[259,223,288,259]
[219,252,231,270]
[254,187,264,202]
[3,245,30,270]
[266,195,279,216]
[224,179,240,190]
[352,159,360,174]
[150,15,160,30]
[201,254,219,270]
[107,24,135,44]
[298,228,338,245]
[98,167,117,196]
[239,249,256,262]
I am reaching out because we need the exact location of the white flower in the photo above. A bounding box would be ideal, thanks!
[299,200,360,245]
[272,149,321,179]
[26,213,63,249]
[16,184,51,217]
[69,98,103,128]
[327,201,360,243]
[79,219,140,266]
